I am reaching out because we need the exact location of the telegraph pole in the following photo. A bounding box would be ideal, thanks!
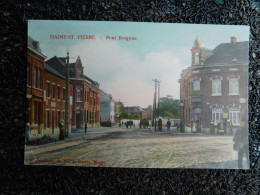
[65,49,70,137]
[157,80,161,112]
[152,79,158,131]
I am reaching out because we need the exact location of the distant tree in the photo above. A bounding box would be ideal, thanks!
[120,105,128,119]
[128,114,134,119]
[134,114,140,119]
[156,97,180,118]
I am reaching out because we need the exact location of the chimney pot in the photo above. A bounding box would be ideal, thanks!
[231,37,237,45]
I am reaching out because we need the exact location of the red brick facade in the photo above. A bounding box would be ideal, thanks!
[179,37,248,133]
[43,70,73,135]
[27,39,46,137]
[70,58,100,129]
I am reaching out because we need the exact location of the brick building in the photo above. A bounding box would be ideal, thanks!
[179,37,248,133]
[124,106,148,119]
[46,56,101,130]
[43,63,74,135]
[27,37,47,137]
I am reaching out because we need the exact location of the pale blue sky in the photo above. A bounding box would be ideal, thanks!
[28,20,249,107]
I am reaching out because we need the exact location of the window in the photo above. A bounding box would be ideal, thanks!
[193,79,200,91]
[46,110,50,128]
[77,88,82,101]
[57,111,60,126]
[52,84,55,99]
[87,91,90,102]
[229,78,239,95]
[47,82,50,97]
[85,90,86,102]
[229,108,240,125]
[57,86,60,99]
[62,111,65,120]
[33,101,37,124]
[194,51,199,65]
[63,88,66,100]
[193,108,201,122]
[212,79,221,96]
[34,67,38,88]
[212,108,222,125]
[39,69,42,89]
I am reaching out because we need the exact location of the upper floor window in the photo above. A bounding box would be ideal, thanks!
[193,79,200,91]
[229,78,239,95]
[34,67,38,88]
[212,79,221,96]
[77,88,82,101]
[52,84,55,99]
[47,82,50,97]
[39,69,42,89]
[194,51,199,65]
[57,86,60,99]
[63,88,66,100]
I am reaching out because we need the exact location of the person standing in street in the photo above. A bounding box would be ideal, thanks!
[233,119,249,169]
[166,119,171,131]
[85,121,88,134]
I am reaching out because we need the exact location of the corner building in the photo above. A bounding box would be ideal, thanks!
[27,37,47,137]
[179,37,248,133]
[46,56,100,130]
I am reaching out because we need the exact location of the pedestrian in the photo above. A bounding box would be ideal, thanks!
[158,118,162,131]
[25,123,31,144]
[85,121,88,134]
[233,119,249,169]
[223,119,227,134]
[166,119,171,131]
[58,121,65,140]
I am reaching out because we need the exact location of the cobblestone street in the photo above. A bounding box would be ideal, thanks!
[24,127,247,169]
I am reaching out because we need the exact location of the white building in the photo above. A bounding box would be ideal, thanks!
[100,91,115,123]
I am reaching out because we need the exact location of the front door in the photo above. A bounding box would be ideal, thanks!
[76,113,81,129]
[38,102,41,134]
[52,110,54,134]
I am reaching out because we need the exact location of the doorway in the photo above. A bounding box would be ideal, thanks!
[52,110,54,134]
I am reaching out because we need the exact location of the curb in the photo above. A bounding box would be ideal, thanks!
[25,133,89,152]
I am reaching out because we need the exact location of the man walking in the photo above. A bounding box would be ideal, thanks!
[166,119,171,131]
[233,119,249,169]
[85,121,88,134]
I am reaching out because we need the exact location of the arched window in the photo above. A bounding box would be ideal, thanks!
[194,51,199,65]
[77,88,82,101]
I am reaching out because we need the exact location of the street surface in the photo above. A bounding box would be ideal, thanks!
[24,126,248,169]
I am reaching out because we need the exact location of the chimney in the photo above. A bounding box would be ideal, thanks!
[231,37,237,45]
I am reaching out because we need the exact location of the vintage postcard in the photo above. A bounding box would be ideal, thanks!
[25,20,250,169]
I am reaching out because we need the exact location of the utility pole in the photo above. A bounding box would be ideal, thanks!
[157,80,161,114]
[65,49,70,137]
[152,79,158,131]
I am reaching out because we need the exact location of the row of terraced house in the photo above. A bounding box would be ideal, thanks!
[27,37,101,138]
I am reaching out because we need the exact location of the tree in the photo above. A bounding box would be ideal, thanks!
[156,97,180,118]
[134,114,140,119]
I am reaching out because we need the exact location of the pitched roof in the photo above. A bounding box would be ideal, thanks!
[27,36,46,59]
[44,63,65,79]
[45,56,66,76]
[204,41,249,66]
[69,62,76,68]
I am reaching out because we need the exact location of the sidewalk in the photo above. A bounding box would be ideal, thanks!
[25,126,119,152]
